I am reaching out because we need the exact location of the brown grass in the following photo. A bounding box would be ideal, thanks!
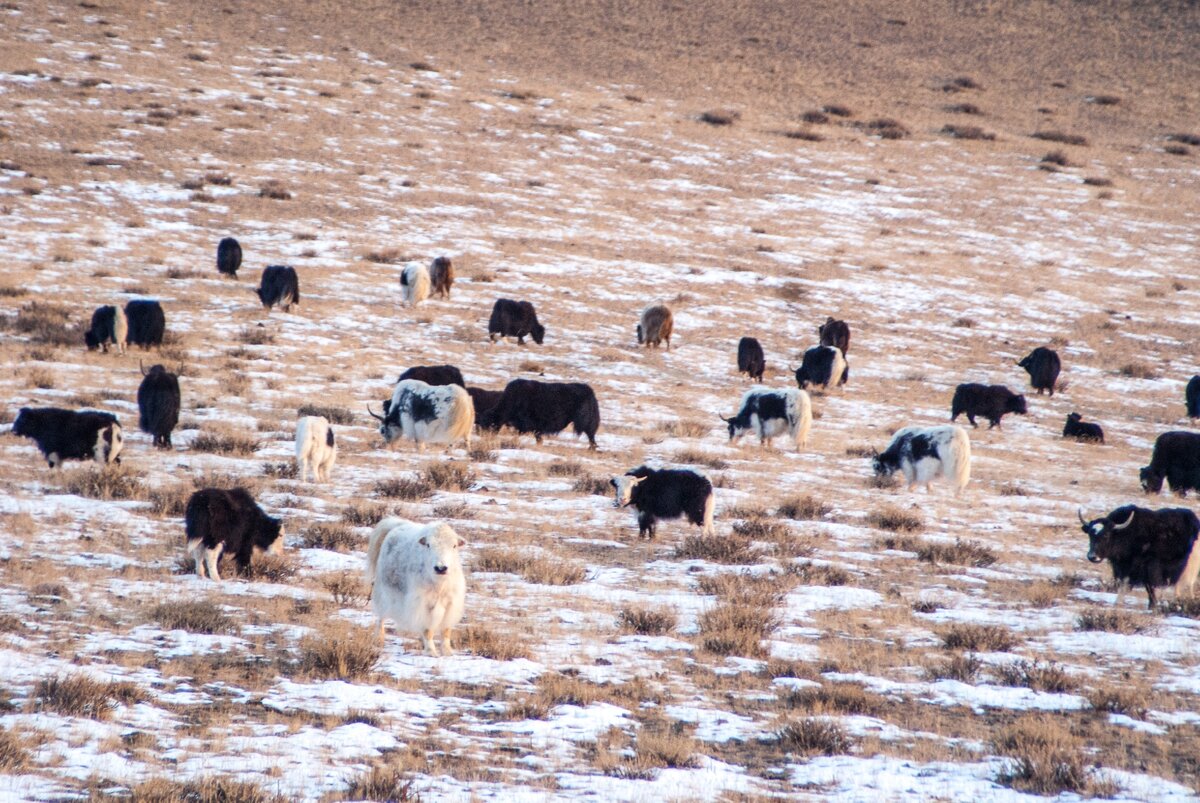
[323,572,369,607]
[776,718,855,755]
[941,124,995,140]
[457,625,534,661]
[617,606,677,636]
[1031,130,1088,146]
[30,674,143,720]
[297,625,381,680]
[0,728,28,773]
[940,624,1018,652]
[59,465,144,501]
[572,475,612,495]
[241,554,298,583]
[119,777,286,803]
[149,600,239,635]
[375,476,432,500]
[867,506,923,533]
[332,766,418,802]
[699,109,739,126]
[776,494,832,520]
[673,533,759,564]
[997,660,1076,693]
[671,449,728,470]
[296,404,356,425]
[698,601,776,657]
[422,462,476,491]
[473,549,586,585]
[192,431,260,456]
[258,179,292,199]
[1076,609,1143,634]
[994,717,1112,796]
[343,501,388,526]
[301,522,359,552]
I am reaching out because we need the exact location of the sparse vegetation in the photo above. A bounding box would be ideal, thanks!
[1076,609,1143,634]
[671,449,729,470]
[297,404,356,425]
[302,522,358,551]
[674,532,759,564]
[776,718,855,755]
[297,626,381,680]
[473,549,586,585]
[776,494,831,520]
[150,600,239,635]
[258,179,292,200]
[941,624,1018,652]
[618,606,677,636]
[30,674,143,720]
[867,505,923,533]
[941,124,995,140]
[192,431,260,456]
[699,109,739,126]
[1031,130,1088,146]
[458,625,533,661]
[375,476,432,500]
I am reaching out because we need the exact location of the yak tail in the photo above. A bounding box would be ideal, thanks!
[1175,538,1200,600]
[444,388,476,449]
[365,516,406,585]
[790,389,812,449]
[702,491,715,537]
[946,426,972,495]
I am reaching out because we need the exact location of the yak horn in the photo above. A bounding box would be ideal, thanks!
[139,359,147,377]
[366,404,384,422]
[1077,508,1088,526]
[1112,509,1136,530]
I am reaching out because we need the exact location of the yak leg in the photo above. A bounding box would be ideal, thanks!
[422,629,441,657]
[203,545,223,581]
[442,628,455,656]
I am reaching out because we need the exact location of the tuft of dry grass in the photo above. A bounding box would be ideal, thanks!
[12,301,77,345]
[258,179,292,200]
[997,660,1076,693]
[618,606,677,636]
[1076,609,1143,634]
[673,533,759,564]
[940,624,1018,652]
[822,104,853,117]
[699,109,739,126]
[867,506,923,533]
[296,404,355,425]
[1086,686,1147,719]
[192,431,260,456]
[261,462,298,480]
[332,766,417,802]
[698,601,776,657]
[941,124,995,141]
[323,572,368,607]
[927,653,982,683]
[776,718,855,755]
[343,501,388,526]
[671,449,728,470]
[374,476,432,500]
[1117,361,1158,379]
[30,674,143,720]
[60,465,143,501]
[238,326,275,346]
[120,777,286,803]
[776,494,831,520]
[1031,130,1088,146]
[782,129,824,142]
[659,420,710,438]
[791,561,850,586]
[993,717,1110,796]
[422,462,475,491]
[0,728,28,773]
[474,549,586,586]
[572,475,612,496]
[784,683,883,716]
[240,554,298,583]
[297,625,381,680]
[864,117,909,139]
[944,102,982,115]
[149,600,238,635]
[458,625,534,661]
[302,523,358,552]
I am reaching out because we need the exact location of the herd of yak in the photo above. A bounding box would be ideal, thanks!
[7,237,1200,642]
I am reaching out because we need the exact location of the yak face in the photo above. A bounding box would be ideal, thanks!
[531,321,546,345]
[1080,508,1135,563]
[636,323,643,345]
[871,451,896,477]
[610,474,643,508]
[417,524,465,581]
[96,423,124,465]
[1009,394,1029,415]
[253,517,285,555]
[1140,466,1165,493]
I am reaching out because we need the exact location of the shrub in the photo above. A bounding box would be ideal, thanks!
[671,449,728,470]
[1040,150,1071,166]
[192,431,259,456]
[150,600,238,635]
[0,728,28,772]
[776,494,831,520]
[30,674,143,720]
[323,572,368,607]
[122,777,285,803]
[674,533,759,564]
[944,102,982,115]
[927,653,981,682]
[782,129,824,142]
[261,462,297,480]
[784,683,883,716]
[732,518,790,541]
[865,118,909,139]
[633,723,698,769]
[994,718,1096,795]
[258,180,292,200]
[297,626,381,680]
[1087,94,1120,106]
[241,553,297,583]
[1076,609,1143,634]
[698,602,776,657]
[618,606,677,636]
[1031,130,1088,146]
[237,326,274,346]
[15,301,76,345]
[1118,361,1158,379]
[374,477,431,500]
[297,404,355,425]
[473,550,585,585]
[822,104,853,117]
[801,110,829,124]
[791,562,850,586]
[776,718,854,755]
[343,501,388,526]
[867,505,922,533]
[302,523,358,552]
[997,660,1075,693]
[458,625,533,661]
[60,466,143,500]
[940,624,1018,652]
[334,766,417,802]
[1087,686,1147,718]
[699,109,739,126]
[915,538,997,568]
[572,475,611,496]
[422,462,475,491]
[941,124,995,141]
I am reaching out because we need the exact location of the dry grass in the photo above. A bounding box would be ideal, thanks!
[776,494,832,520]
[1086,686,1148,719]
[149,600,239,635]
[192,431,260,456]
[673,533,759,564]
[927,653,982,682]
[1076,609,1143,634]
[659,420,710,438]
[473,549,586,585]
[617,606,677,636]
[323,572,368,607]
[301,522,359,552]
[0,728,28,773]
[1031,130,1089,146]
[994,717,1112,796]
[241,554,298,583]
[867,506,923,533]
[59,465,144,501]
[258,179,292,200]
[572,475,612,495]
[784,683,884,716]
[699,109,739,126]
[698,601,776,657]
[941,122,996,140]
[146,485,194,518]
[997,660,1076,693]
[776,718,855,755]
[30,674,143,720]
[457,625,533,661]
[375,476,432,500]
[331,766,418,802]
[940,624,1018,652]
[671,449,729,470]
[343,501,388,526]
[297,625,381,680]
[118,777,286,803]
[422,462,476,491]
[296,404,355,425]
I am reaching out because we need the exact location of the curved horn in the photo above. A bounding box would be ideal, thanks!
[1077,508,1088,526]
[1112,509,1136,530]
[367,404,384,422]
[139,359,147,376]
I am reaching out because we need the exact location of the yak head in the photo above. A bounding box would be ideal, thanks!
[1139,466,1165,494]
[367,402,403,445]
[531,321,546,345]
[418,524,466,581]
[1079,507,1136,563]
[610,474,644,508]
[1008,394,1029,415]
[870,448,894,478]
[794,367,811,390]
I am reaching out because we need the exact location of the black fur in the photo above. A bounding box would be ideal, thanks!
[1062,412,1104,444]
[725,390,788,441]
[466,387,504,425]
[1082,505,1200,609]
[257,266,300,311]
[737,337,765,382]
[12,407,121,468]
[795,345,847,390]
[488,299,545,345]
[481,378,599,448]
[84,306,121,352]
[616,466,713,539]
[872,428,944,477]
[950,383,1027,429]
[397,365,466,388]
[1018,347,1061,396]
[430,256,454,298]
[124,300,165,349]
[1187,375,1200,420]
[137,364,181,449]
[217,237,242,278]
[1140,431,1200,496]
[326,428,335,448]
[185,488,283,575]
[817,317,851,354]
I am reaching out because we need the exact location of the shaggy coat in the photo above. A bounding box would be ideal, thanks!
[637,304,674,349]
[372,379,474,452]
[12,407,123,469]
[1063,412,1104,444]
[123,300,165,349]
[795,345,848,390]
[256,266,300,312]
[400,262,431,307]
[137,363,180,449]
[466,386,504,425]
[1140,431,1200,496]
[1187,375,1200,420]
[872,425,971,495]
[295,415,336,482]
[950,383,1027,429]
[479,378,599,448]
[84,305,128,354]
[737,337,765,382]
[184,488,283,581]
[397,365,466,388]
[1018,346,1062,396]
[366,517,466,656]
[723,387,811,450]
[217,237,242,278]
[817,317,851,354]
[611,466,715,539]
[488,299,545,345]
[429,256,454,299]
[1080,505,1200,608]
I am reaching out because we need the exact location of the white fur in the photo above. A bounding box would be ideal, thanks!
[365,517,466,656]
[111,306,128,354]
[611,475,642,508]
[884,425,971,495]
[381,379,474,452]
[728,388,811,450]
[1174,539,1200,600]
[295,415,336,482]
[187,538,224,580]
[702,492,715,537]
[400,262,431,308]
[90,423,124,467]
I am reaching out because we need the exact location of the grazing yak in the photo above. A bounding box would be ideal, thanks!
[184,488,284,581]
[637,304,674,349]
[1140,431,1200,496]
[137,363,180,449]
[722,387,811,450]
[217,237,242,278]
[872,425,971,495]
[817,317,851,354]
[397,365,466,388]
[1187,375,1200,420]
[12,407,124,469]
[400,261,431,308]
[1063,412,1104,444]
[488,299,545,345]
[466,386,504,425]
[611,466,715,539]
[737,337,765,382]
[256,266,300,312]
[429,256,454,299]
[84,305,127,354]
[950,383,1027,429]
[479,378,600,449]
[123,300,166,349]
[370,379,474,452]
[365,517,466,655]
[1080,505,1200,608]
[1018,346,1061,396]
[295,415,336,482]
[795,345,848,390]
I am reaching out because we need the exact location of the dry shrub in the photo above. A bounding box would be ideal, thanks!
[239,554,297,583]
[1163,598,1200,618]
[699,109,739,126]
[998,482,1028,497]
[473,549,585,585]
[296,404,355,426]
[60,465,143,501]
[632,721,698,770]
[0,728,28,773]
[997,660,1075,693]
[945,102,982,115]
[782,129,824,142]
[547,461,584,477]
[913,538,997,568]
[994,717,1102,795]
[941,124,995,140]
[940,624,1018,652]
[27,367,54,389]
[258,180,292,200]
[1031,130,1088,146]
[192,431,260,456]
[617,606,677,636]
[30,674,143,720]
[262,462,298,480]
[1083,176,1113,187]
[801,110,830,123]
[375,476,431,500]
[150,600,238,635]
[844,444,876,458]
[1087,94,1121,106]
[431,502,473,519]
[0,286,28,298]
[867,505,923,533]
[1086,686,1147,718]
[1075,609,1143,634]
[323,572,368,607]
[776,494,831,520]
[1041,150,1072,166]
[822,104,853,117]
[946,76,981,90]
[122,777,285,803]
[953,316,976,328]
[673,533,759,564]
[927,653,982,682]
[697,571,793,605]
[297,625,381,680]
[865,117,909,139]
[659,420,709,438]
[145,485,194,519]
[1118,361,1157,379]
[14,301,76,345]
[791,562,850,586]
[458,625,533,661]
[698,601,776,657]
[732,518,790,541]
[302,523,358,552]
[238,326,274,346]
[343,501,388,526]
[671,449,728,470]
[867,473,900,490]
[784,683,883,716]
[572,475,611,496]
[422,462,475,491]
[333,766,417,802]
[776,718,854,755]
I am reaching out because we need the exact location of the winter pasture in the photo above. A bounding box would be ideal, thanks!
[0,0,1199,800]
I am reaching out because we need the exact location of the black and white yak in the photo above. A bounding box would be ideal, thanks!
[184,488,284,581]
[795,345,847,390]
[295,415,336,482]
[479,379,600,449]
[722,387,811,450]
[950,383,1027,429]
[397,365,466,388]
[123,300,166,349]
[466,387,504,426]
[871,425,971,495]
[1140,431,1200,496]
[737,337,765,382]
[12,407,124,468]
[1063,412,1104,444]
[1080,505,1200,608]
[1017,346,1061,396]
[256,266,300,312]
[637,304,674,349]
[217,237,242,278]
[84,305,127,354]
[369,379,474,452]
[137,363,180,449]
[817,317,851,354]
[611,466,715,539]
[1187,375,1200,420]
[488,299,545,345]
[429,256,454,299]
[400,262,431,308]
